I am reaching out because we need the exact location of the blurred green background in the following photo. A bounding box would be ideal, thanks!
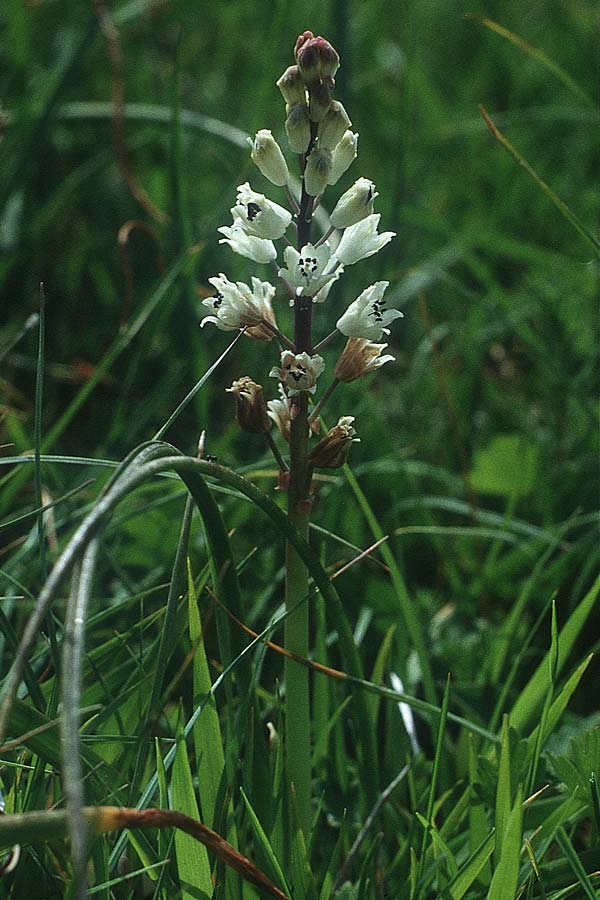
[1,0,598,701]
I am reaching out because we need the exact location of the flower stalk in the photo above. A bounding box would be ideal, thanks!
[200,29,402,849]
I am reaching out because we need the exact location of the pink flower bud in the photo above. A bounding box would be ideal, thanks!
[295,33,340,85]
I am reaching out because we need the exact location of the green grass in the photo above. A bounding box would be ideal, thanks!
[0,1,598,898]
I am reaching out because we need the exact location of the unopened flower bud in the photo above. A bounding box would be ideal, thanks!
[328,130,358,184]
[318,101,352,150]
[285,102,311,153]
[334,338,395,383]
[226,377,271,433]
[330,178,377,229]
[249,130,290,186]
[308,78,335,122]
[295,32,340,86]
[308,416,359,468]
[304,147,333,196]
[277,65,307,106]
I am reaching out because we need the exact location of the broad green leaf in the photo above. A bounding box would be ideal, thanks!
[172,722,212,900]
[469,435,540,498]
[487,787,523,900]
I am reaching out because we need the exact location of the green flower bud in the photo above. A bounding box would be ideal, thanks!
[304,147,333,196]
[328,130,358,184]
[318,101,352,150]
[308,78,335,122]
[330,178,377,229]
[276,65,307,106]
[249,130,290,186]
[285,102,311,154]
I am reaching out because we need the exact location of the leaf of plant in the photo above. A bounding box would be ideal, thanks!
[510,575,600,732]
[487,787,523,900]
[172,719,213,900]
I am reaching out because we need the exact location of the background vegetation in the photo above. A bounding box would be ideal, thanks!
[0,0,598,898]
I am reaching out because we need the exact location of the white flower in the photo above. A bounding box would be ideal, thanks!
[231,182,292,240]
[327,130,358,185]
[249,130,290,186]
[333,214,395,266]
[334,338,395,383]
[269,351,326,395]
[218,222,277,264]
[330,178,377,229]
[336,281,403,340]
[278,242,340,299]
[201,274,277,341]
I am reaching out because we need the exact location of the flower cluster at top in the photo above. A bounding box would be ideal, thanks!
[201,31,404,470]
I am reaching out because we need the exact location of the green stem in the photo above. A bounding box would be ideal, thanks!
[283,124,318,839]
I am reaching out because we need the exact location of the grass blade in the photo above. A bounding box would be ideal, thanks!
[479,106,600,257]
[172,713,213,899]
[487,787,523,900]
[510,575,600,732]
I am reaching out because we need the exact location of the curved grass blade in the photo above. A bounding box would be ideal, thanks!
[0,807,289,900]
[61,538,99,900]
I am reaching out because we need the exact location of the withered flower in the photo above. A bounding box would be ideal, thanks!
[308,416,359,468]
[226,377,271,433]
[334,338,395,383]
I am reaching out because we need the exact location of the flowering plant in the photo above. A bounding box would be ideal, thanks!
[201,30,403,841]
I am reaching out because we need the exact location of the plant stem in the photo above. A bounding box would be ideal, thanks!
[283,126,318,838]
